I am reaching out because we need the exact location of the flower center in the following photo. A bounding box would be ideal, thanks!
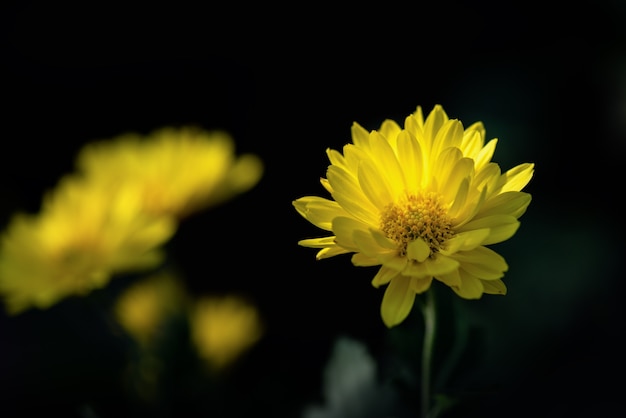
[380,192,454,257]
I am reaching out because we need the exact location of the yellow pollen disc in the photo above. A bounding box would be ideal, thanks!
[380,192,454,258]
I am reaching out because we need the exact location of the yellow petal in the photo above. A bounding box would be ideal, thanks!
[435,269,462,287]
[457,215,520,245]
[326,148,348,171]
[453,186,487,228]
[447,178,470,220]
[474,163,501,196]
[498,163,535,193]
[431,119,464,158]
[410,276,433,294]
[451,271,484,299]
[474,138,498,170]
[353,229,388,258]
[368,131,405,197]
[457,214,518,233]
[379,119,402,150]
[403,261,429,278]
[483,222,521,245]
[380,276,416,328]
[452,246,508,280]
[396,130,424,192]
[423,254,460,276]
[371,266,400,288]
[404,113,424,146]
[423,105,448,153]
[460,125,485,159]
[342,144,369,175]
[316,246,351,260]
[479,191,532,219]
[320,177,333,194]
[431,147,463,191]
[407,238,430,262]
[351,252,380,266]
[482,279,507,295]
[413,105,426,126]
[332,216,368,251]
[369,228,399,250]
[327,166,379,225]
[379,253,409,272]
[298,236,336,248]
[463,121,485,145]
[292,197,347,231]
[442,157,474,204]
[350,122,370,149]
[358,159,394,210]
[441,228,491,254]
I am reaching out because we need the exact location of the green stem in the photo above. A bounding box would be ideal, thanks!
[421,288,436,418]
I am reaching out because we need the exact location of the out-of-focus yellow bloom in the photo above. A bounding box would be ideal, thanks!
[75,127,264,218]
[293,105,534,327]
[189,295,263,372]
[113,271,187,347]
[0,176,176,315]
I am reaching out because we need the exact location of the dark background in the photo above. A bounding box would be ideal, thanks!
[1,1,625,417]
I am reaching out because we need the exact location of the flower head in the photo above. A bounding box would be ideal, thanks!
[0,176,176,315]
[75,126,264,218]
[293,105,534,327]
[189,295,264,372]
[113,271,188,347]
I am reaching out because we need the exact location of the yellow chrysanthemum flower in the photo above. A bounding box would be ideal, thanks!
[189,295,264,372]
[293,105,534,327]
[75,126,264,218]
[0,176,176,315]
[113,271,188,347]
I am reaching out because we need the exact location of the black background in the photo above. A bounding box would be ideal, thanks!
[1,1,625,417]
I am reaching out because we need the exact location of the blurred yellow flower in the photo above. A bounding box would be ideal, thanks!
[75,126,264,218]
[0,176,176,315]
[113,271,188,347]
[189,295,263,372]
[293,105,534,327]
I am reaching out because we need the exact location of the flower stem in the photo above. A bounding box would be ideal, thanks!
[421,288,436,418]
